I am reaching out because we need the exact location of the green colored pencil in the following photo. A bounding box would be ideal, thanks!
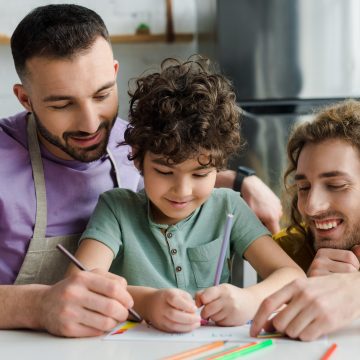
[213,339,274,359]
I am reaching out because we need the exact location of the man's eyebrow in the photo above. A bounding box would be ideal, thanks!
[294,170,349,181]
[94,81,116,93]
[43,95,74,102]
[42,81,116,102]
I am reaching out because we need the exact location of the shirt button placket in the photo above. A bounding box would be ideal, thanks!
[166,230,184,287]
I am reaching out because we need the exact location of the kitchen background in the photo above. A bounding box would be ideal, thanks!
[2,0,360,195]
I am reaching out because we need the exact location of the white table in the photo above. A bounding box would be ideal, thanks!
[1,322,360,360]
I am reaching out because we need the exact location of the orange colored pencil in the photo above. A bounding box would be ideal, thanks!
[321,343,338,360]
[163,341,225,360]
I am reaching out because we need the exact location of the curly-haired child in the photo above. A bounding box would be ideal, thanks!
[68,57,304,333]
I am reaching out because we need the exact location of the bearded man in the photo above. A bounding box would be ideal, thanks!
[274,99,360,276]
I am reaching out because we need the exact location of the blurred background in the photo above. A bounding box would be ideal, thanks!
[2,0,360,197]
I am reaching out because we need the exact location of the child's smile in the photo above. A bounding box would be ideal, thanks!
[143,152,217,225]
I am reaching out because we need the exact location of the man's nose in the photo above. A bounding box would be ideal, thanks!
[303,189,330,216]
[77,103,101,134]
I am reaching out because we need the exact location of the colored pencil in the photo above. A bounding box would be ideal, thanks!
[214,214,234,285]
[321,343,338,360]
[202,342,257,360]
[162,341,225,360]
[56,244,143,322]
[211,339,274,360]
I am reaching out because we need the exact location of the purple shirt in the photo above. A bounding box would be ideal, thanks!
[0,112,142,284]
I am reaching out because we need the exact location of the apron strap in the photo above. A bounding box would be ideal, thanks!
[107,146,121,188]
[26,116,121,242]
[27,114,47,241]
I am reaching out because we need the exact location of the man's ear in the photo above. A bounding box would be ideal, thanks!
[13,84,32,112]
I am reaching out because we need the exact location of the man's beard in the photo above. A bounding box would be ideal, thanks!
[307,213,360,251]
[32,110,117,162]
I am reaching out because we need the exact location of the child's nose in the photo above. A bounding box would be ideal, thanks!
[173,178,192,197]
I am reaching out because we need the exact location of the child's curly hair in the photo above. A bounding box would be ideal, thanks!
[123,56,242,170]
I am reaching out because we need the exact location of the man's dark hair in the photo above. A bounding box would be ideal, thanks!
[123,56,242,170]
[11,4,110,80]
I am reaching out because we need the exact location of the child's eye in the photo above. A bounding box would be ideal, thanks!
[193,173,209,178]
[154,168,172,175]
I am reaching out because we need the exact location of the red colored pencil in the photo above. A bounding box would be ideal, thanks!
[321,343,338,360]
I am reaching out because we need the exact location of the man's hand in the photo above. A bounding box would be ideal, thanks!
[215,171,282,234]
[250,274,360,341]
[240,176,282,234]
[36,270,133,337]
[146,288,200,333]
[307,248,359,277]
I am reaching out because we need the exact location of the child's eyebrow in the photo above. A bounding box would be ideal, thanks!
[151,158,212,171]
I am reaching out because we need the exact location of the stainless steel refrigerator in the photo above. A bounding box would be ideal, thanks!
[196,0,360,195]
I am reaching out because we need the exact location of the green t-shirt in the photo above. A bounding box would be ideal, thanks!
[80,188,269,295]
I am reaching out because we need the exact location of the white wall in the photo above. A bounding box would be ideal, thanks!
[0,0,197,119]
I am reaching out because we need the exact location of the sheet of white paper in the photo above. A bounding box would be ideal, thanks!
[105,321,287,343]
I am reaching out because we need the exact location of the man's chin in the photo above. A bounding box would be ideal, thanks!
[71,149,104,162]
[64,138,109,162]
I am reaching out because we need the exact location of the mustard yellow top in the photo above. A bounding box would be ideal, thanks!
[273,227,315,273]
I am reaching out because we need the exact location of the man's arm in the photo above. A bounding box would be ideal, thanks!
[0,272,133,337]
[216,170,282,233]
[250,273,360,341]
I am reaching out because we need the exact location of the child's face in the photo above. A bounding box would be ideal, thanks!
[143,152,217,225]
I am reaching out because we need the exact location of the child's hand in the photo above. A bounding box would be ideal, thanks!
[195,284,257,326]
[147,288,201,333]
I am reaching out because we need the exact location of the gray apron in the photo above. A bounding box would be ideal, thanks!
[15,114,121,285]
